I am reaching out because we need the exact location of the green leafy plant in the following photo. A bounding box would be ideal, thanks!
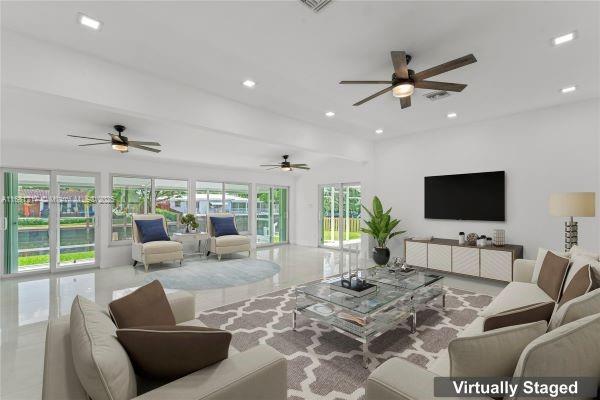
[180,213,199,232]
[360,196,406,248]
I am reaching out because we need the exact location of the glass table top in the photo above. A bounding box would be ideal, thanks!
[365,268,443,290]
[296,270,443,316]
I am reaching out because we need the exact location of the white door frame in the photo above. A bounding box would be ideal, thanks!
[318,182,361,251]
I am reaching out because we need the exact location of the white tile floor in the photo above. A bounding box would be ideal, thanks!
[0,245,505,400]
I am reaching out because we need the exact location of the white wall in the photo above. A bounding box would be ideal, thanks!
[1,145,295,268]
[294,158,375,250]
[373,98,599,259]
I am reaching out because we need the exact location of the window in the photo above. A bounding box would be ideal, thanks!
[256,186,288,245]
[195,181,223,233]
[111,176,151,241]
[224,183,250,233]
[320,183,361,250]
[154,179,188,235]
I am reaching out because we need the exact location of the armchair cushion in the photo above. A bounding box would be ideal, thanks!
[117,326,231,380]
[142,240,183,255]
[109,280,176,329]
[135,219,170,243]
[210,216,238,237]
[214,235,250,247]
[549,288,600,330]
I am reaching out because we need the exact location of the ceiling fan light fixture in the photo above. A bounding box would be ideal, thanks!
[392,83,414,98]
[112,143,128,152]
[281,166,292,172]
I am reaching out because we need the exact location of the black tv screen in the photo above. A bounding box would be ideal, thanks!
[424,171,505,221]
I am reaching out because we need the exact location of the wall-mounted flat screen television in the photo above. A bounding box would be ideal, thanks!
[424,171,505,221]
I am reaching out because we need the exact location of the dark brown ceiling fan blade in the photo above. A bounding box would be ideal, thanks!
[127,141,161,146]
[68,134,110,141]
[290,163,308,166]
[390,51,409,79]
[414,81,467,92]
[353,84,398,106]
[128,144,161,153]
[340,80,393,84]
[293,166,311,170]
[266,166,280,170]
[400,96,411,109]
[260,164,282,167]
[78,142,111,146]
[414,54,477,80]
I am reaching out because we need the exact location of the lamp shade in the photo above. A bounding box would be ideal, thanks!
[549,192,596,217]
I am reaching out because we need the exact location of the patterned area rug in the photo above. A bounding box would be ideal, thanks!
[198,285,492,400]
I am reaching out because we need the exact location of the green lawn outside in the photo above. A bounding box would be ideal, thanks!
[19,251,95,267]
[323,231,361,241]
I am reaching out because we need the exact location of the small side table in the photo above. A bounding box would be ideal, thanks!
[172,232,211,258]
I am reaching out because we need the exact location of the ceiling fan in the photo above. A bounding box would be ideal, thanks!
[340,51,477,109]
[67,125,161,153]
[260,155,310,171]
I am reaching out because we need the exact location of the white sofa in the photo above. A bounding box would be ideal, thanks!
[131,214,183,271]
[42,291,288,400]
[367,255,600,400]
[207,213,251,260]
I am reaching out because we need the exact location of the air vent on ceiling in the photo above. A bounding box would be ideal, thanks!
[423,91,451,101]
[299,0,332,13]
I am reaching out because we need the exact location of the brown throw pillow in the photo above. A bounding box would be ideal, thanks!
[537,252,570,301]
[483,302,555,332]
[109,280,175,328]
[116,325,232,380]
[558,265,592,307]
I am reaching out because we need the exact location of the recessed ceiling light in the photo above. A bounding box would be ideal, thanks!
[78,13,102,30]
[242,80,256,88]
[447,112,458,119]
[325,111,335,117]
[552,31,576,46]
[375,129,383,134]
[561,85,577,94]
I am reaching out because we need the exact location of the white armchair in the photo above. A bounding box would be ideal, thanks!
[131,214,183,271]
[207,213,251,260]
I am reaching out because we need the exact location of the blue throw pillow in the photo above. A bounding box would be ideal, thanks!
[210,216,239,237]
[135,219,170,243]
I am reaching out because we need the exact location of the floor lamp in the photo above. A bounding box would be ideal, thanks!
[549,192,596,252]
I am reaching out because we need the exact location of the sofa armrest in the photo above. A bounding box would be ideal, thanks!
[513,259,536,283]
[166,291,196,323]
[367,358,491,400]
[133,345,287,400]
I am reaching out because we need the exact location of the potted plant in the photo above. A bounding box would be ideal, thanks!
[361,196,406,266]
[180,213,199,233]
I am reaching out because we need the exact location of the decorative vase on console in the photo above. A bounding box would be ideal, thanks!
[360,196,406,266]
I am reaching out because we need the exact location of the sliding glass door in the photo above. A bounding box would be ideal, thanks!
[57,175,97,268]
[256,185,288,246]
[2,170,99,274]
[3,171,51,273]
[319,183,361,250]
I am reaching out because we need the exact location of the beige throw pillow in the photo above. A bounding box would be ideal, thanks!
[448,320,547,377]
[549,288,600,330]
[537,252,570,301]
[70,296,137,400]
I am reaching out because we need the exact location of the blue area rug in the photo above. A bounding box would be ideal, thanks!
[135,256,281,290]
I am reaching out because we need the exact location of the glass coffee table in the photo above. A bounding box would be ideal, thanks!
[293,269,444,368]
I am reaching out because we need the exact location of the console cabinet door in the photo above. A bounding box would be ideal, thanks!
[427,244,452,272]
[452,247,479,276]
[481,249,512,281]
[406,241,427,268]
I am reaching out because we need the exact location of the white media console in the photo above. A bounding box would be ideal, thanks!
[404,238,524,282]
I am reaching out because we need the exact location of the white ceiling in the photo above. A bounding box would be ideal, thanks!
[1,87,329,170]
[1,1,599,141]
